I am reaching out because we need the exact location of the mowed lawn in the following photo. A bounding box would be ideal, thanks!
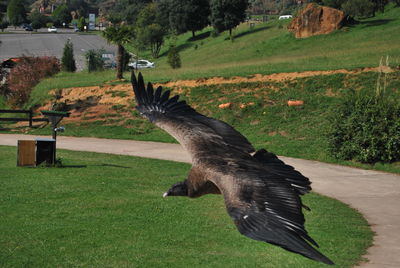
[0,146,372,267]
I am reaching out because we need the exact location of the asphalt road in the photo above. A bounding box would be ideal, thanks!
[0,30,117,71]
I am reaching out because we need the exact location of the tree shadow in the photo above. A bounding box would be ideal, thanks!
[224,26,271,41]
[158,43,192,57]
[187,31,211,41]
[351,19,394,28]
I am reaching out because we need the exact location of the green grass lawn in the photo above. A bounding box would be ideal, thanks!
[0,146,372,267]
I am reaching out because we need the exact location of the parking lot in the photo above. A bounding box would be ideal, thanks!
[0,29,117,71]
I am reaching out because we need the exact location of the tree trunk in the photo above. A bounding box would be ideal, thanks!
[192,30,195,38]
[117,44,124,79]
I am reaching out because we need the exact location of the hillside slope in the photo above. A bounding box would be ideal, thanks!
[137,4,400,81]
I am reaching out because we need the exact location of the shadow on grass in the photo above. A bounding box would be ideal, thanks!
[350,19,394,28]
[222,26,271,41]
[187,31,211,41]
[59,163,131,168]
[234,26,271,39]
[60,165,87,168]
[97,163,131,168]
[158,43,192,57]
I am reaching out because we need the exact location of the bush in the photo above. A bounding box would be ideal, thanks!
[6,56,60,107]
[167,45,181,69]
[341,0,375,18]
[85,49,104,72]
[327,82,400,163]
[61,39,76,72]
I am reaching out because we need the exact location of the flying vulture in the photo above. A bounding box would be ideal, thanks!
[131,72,334,265]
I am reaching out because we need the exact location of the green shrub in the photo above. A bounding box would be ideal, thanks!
[61,39,76,72]
[327,84,400,163]
[85,49,104,72]
[167,45,181,69]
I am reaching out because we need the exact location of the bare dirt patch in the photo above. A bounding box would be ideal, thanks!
[35,67,391,124]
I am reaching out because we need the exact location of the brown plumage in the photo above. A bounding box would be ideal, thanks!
[131,72,334,265]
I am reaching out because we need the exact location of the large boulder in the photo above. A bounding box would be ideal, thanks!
[288,3,346,38]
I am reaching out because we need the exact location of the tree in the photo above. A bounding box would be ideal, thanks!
[52,4,72,27]
[371,0,389,14]
[28,10,48,31]
[0,0,7,13]
[0,14,9,32]
[167,45,181,69]
[342,0,375,17]
[322,0,347,9]
[61,39,76,72]
[7,0,26,26]
[110,0,152,25]
[85,49,104,72]
[136,3,167,58]
[209,0,249,40]
[77,16,86,32]
[102,25,135,79]
[168,0,210,38]
[68,0,89,18]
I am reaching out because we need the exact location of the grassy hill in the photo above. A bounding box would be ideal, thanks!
[22,3,400,103]
[19,4,400,109]
[135,4,400,81]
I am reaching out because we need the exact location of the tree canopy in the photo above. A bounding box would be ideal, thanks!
[167,0,210,37]
[52,4,72,27]
[209,0,249,39]
[7,0,26,26]
[102,25,135,79]
[109,0,152,25]
[136,3,167,58]
[28,10,48,30]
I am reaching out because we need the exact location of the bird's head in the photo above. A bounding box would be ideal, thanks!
[163,181,188,198]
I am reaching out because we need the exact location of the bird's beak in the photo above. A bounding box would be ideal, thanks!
[163,192,168,198]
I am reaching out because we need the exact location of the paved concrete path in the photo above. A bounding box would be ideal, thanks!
[1,134,399,267]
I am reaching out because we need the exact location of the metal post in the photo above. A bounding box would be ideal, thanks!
[52,123,57,164]
[29,109,33,127]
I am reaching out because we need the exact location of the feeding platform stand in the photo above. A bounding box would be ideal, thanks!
[16,110,70,167]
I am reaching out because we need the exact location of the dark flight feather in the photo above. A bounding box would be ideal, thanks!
[131,72,334,265]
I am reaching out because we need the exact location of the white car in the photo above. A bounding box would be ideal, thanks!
[128,60,155,69]
[48,26,57,33]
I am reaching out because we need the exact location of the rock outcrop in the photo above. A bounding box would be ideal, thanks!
[288,3,345,38]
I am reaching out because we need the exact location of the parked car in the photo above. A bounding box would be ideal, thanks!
[128,60,155,69]
[278,15,292,20]
[25,25,33,31]
[48,26,57,33]
[102,52,117,69]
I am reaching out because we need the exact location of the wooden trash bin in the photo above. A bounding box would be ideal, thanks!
[17,139,55,166]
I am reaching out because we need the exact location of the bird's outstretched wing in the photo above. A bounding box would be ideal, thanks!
[132,72,333,265]
[219,156,333,265]
[131,72,254,161]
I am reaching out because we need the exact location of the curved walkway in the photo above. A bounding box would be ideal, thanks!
[1,134,399,267]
